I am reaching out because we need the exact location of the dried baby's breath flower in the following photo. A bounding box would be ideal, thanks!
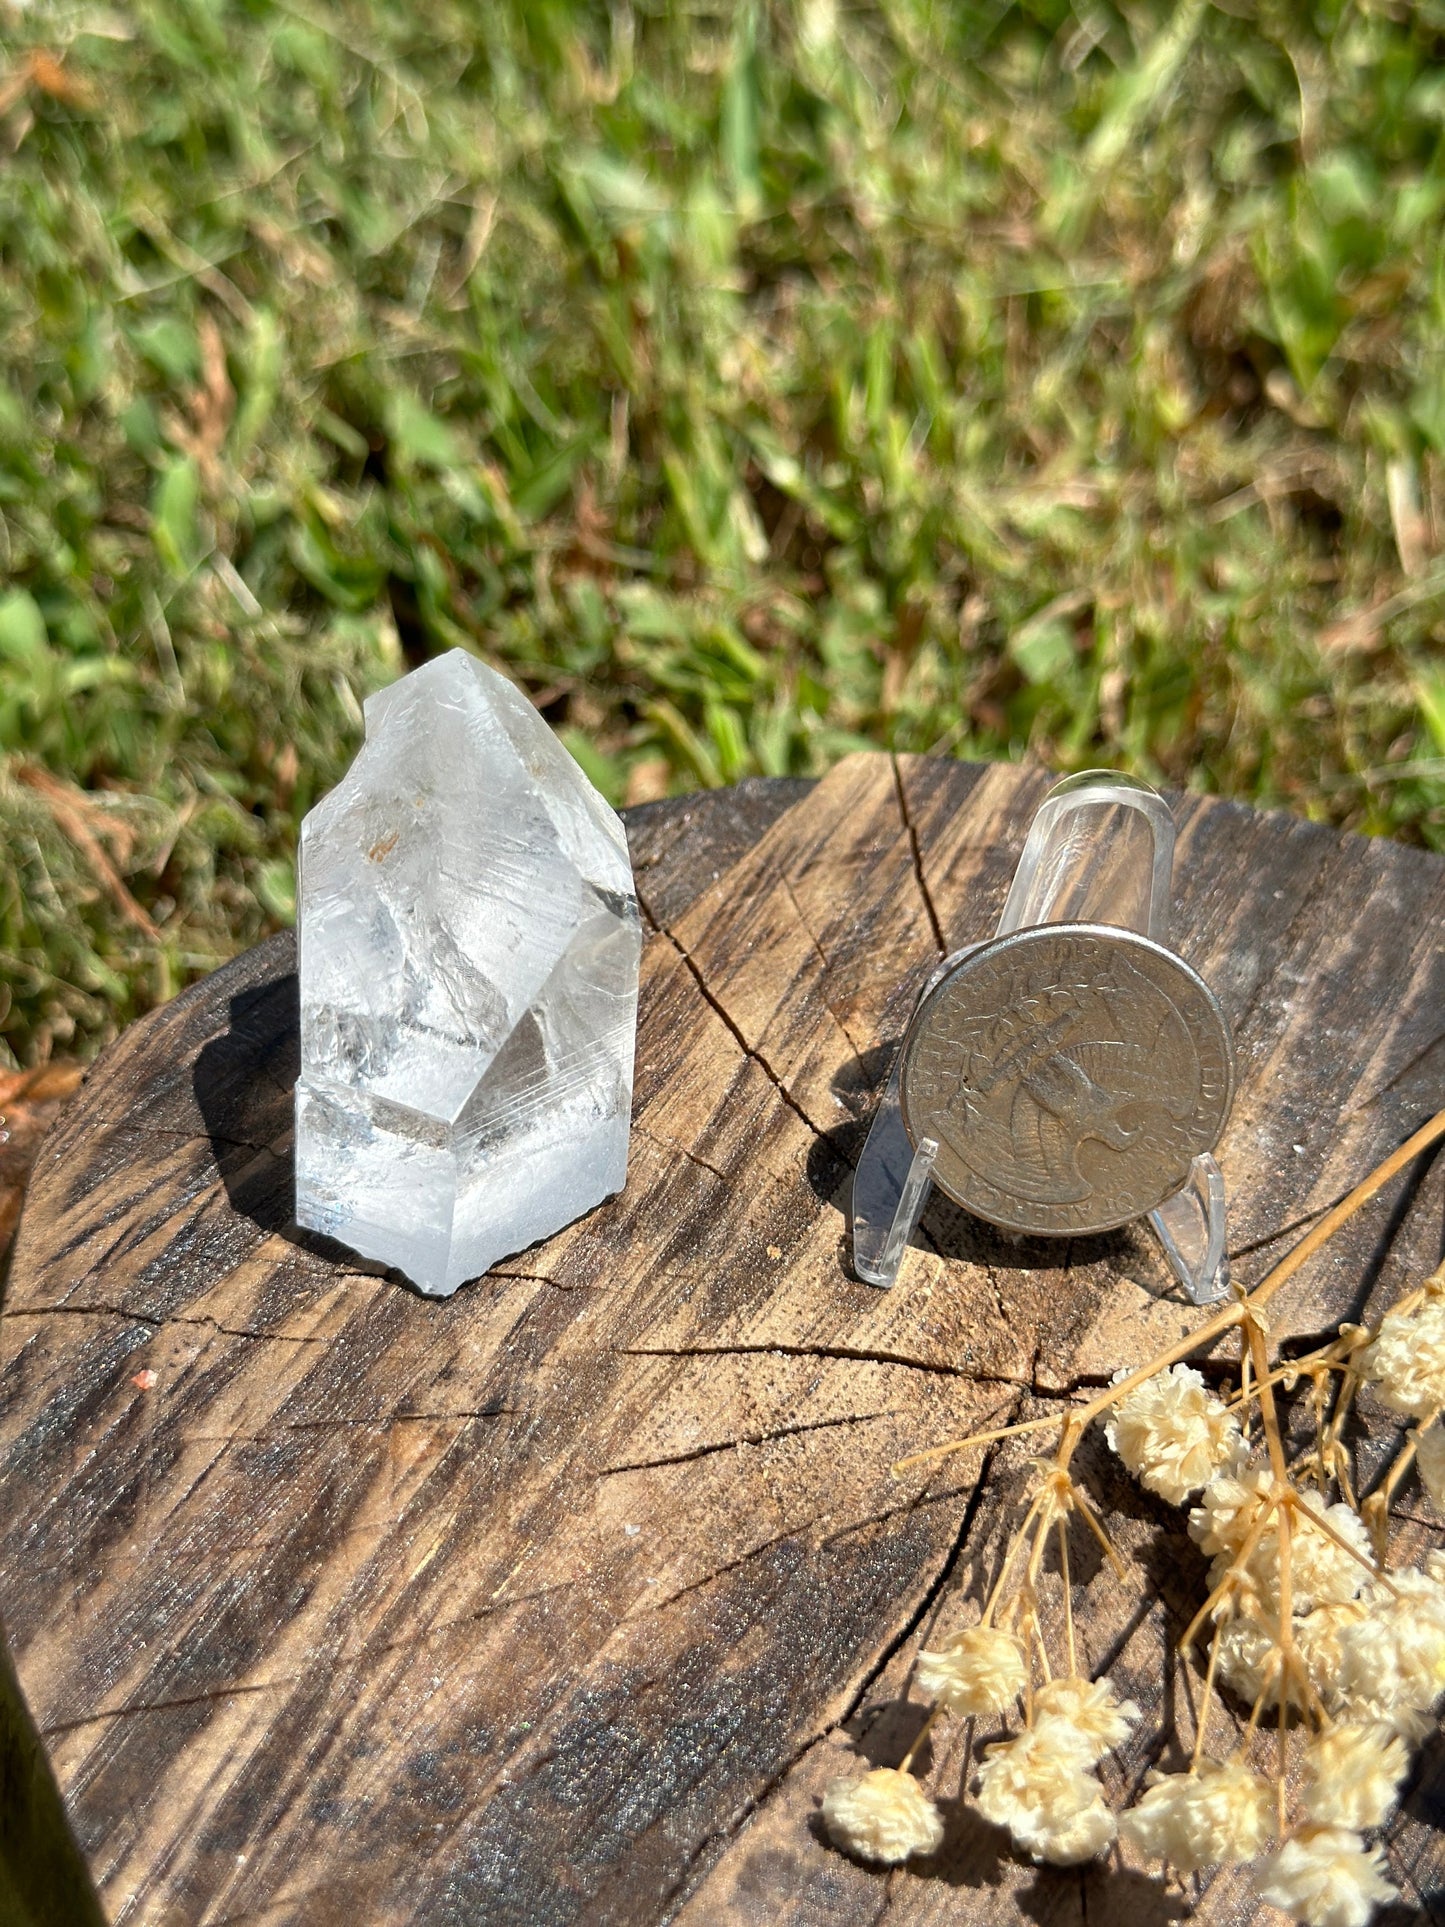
[1331,1564,1445,1736]
[1253,1826,1396,1927]
[1358,1295,1445,1420]
[1191,1468,1272,1563]
[1417,1418,1445,1511]
[1207,1597,1367,1726]
[821,1766,944,1863]
[1191,1473,1372,1613]
[1121,1758,1275,1871]
[1027,1791,1117,1866]
[1297,1600,1369,1702]
[1106,1364,1247,1504]
[1283,1495,1375,1611]
[915,1624,1026,1717]
[1216,1591,1379,1718]
[1301,1723,1409,1831]
[1215,1602,1299,1711]
[974,1721,1109,1863]
[1033,1676,1139,1762]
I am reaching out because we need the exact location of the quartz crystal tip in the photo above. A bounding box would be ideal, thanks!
[294,649,641,1294]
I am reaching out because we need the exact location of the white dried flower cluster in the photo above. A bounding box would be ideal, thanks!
[1215,1599,1365,1713]
[1190,1471,1372,1613]
[973,1678,1136,1865]
[1212,1554,1445,1744]
[1214,1609,1291,1709]
[1301,1724,1408,1831]
[1033,1676,1140,1758]
[915,1624,1025,1718]
[1254,1826,1396,1927]
[1327,1559,1445,1738]
[975,1719,1112,1864]
[1105,1364,1248,1504]
[1121,1757,1274,1871]
[1295,1600,1366,1698]
[818,1239,1445,1926]
[821,1766,943,1864]
[1358,1291,1445,1419]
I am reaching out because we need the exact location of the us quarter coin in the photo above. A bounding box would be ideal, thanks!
[899,923,1233,1236]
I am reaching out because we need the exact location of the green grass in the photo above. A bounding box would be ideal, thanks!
[2,0,1445,1064]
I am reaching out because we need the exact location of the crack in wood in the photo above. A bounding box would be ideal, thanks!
[777,872,869,1061]
[597,1411,900,1478]
[636,878,836,1147]
[631,1122,730,1186]
[1227,1199,1340,1264]
[640,1525,817,1616]
[818,1478,985,1551]
[3,1302,329,1345]
[41,1677,289,1738]
[1226,831,1340,1047]
[181,1411,514,1443]
[357,1582,587,1659]
[85,1122,287,1161]
[1354,1027,1445,1110]
[891,754,947,957]
[618,1340,1033,1388]
[662,1401,1236,1916]
[619,1342,1118,1407]
[487,1267,586,1291]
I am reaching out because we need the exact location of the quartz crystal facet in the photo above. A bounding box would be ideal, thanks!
[294,650,641,1294]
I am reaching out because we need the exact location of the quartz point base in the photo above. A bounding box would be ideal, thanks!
[294,650,641,1295]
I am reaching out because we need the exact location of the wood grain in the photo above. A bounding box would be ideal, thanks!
[1,754,1442,1926]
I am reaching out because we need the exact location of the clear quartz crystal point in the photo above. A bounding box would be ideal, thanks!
[294,650,641,1295]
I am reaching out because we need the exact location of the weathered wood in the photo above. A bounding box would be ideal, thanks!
[1,753,1443,1926]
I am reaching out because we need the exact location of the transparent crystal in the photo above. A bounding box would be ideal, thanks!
[294,650,641,1295]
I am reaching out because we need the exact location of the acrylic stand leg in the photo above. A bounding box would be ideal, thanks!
[1150,1153,1230,1305]
[852,946,981,1288]
[852,1055,937,1287]
[851,770,1231,1303]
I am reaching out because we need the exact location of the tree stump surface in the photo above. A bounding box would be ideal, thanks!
[2,752,1444,1927]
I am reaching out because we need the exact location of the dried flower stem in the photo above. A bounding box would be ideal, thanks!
[1275,1500,1293,1835]
[1191,1618,1224,1770]
[981,1485,1051,1626]
[1058,1513,1077,1678]
[897,1107,1445,1482]
[1179,1496,1280,1654]
[899,1706,941,1774]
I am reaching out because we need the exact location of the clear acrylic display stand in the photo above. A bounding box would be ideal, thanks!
[851,771,1231,1304]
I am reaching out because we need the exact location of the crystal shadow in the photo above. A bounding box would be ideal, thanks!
[190,941,375,1271]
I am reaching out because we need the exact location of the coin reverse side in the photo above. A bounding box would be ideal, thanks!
[899,923,1233,1237]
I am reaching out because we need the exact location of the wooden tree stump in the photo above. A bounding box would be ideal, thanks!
[3,753,1444,1926]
